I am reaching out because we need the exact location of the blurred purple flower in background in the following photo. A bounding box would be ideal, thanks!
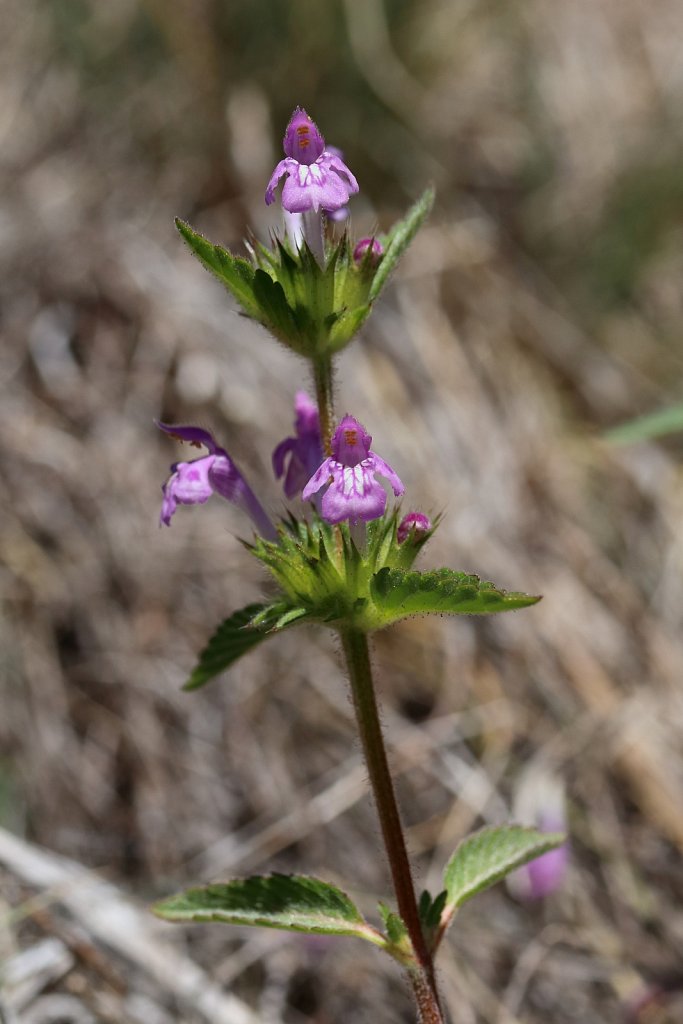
[624,982,683,1023]
[508,767,569,901]
[522,829,569,899]
[325,207,349,223]
[265,108,359,214]
[302,415,404,524]
[157,423,277,540]
[272,391,323,499]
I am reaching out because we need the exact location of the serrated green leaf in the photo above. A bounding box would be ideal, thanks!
[249,236,282,276]
[369,187,435,303]
[443,826,566,912]
[274,607,310,629]
[328,304,372,350]
[429,890,447,927]
[251,270,304,350]
[153,874,383,945]
[378,901,409,945]
[367,567,540,627]
[183,604,271,691]
[418,889,447,932]
[376,902,415,965]
[248,601,291,628]
[175,219,261,318]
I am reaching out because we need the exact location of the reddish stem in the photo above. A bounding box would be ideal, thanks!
[340,628,445,1023]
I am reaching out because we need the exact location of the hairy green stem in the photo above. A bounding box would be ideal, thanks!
[339,628,444,1023]
[313,354,335,455]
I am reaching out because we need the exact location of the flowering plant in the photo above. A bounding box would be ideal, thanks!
[153,108,565,1023]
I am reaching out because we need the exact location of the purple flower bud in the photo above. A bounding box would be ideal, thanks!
[272,392,323,499]
[265,107,359,214]
[157,422,277,540]
[302,415,404,525]
[353,237,384,264]
[398,512,432,544]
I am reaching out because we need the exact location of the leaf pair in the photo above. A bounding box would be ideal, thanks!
[154,825,565,963]
[185,567,538,692]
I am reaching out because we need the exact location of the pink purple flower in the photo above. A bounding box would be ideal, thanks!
[157,422,276,540]
[353,237,384,264]
[265,108,359,214]
[272,392,323,499]
[302,415,404,524]
[323,148,350,221]
[398,512,432,544]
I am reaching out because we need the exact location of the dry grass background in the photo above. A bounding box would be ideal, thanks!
[2,1,683,1022]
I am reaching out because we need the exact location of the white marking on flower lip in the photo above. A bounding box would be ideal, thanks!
[340,464,369,497]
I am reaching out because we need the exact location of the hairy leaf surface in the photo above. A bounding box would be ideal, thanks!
[444,825,566,911]
[154,874,383,945]
[367,567,540,627]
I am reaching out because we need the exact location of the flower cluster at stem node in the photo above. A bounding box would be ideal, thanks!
[265,108,359,214]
